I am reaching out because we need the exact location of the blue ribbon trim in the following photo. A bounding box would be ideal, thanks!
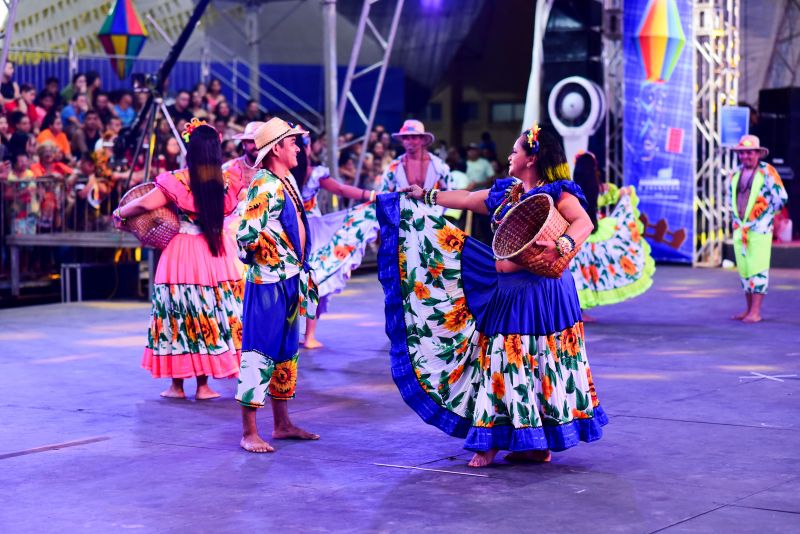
[376,193,608,452]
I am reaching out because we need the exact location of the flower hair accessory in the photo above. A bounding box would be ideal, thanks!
[182,118,211,143]
[526,122,541,153]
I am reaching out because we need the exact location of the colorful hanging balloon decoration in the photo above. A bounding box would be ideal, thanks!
[635,0,686,84]
[98,0,149,80]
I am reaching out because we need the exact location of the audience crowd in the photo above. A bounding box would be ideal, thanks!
[0,61,505,277]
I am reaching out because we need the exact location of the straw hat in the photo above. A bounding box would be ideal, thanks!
[232,121,265,141]
[391,119,434,145]
[731,134,769,157]
[253,118,308,167]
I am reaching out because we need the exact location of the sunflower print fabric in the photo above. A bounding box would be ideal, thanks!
[377,192,607,452]
[569,187,655,309]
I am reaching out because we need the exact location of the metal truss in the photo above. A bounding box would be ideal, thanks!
[602,0,624,189]
[337,0,405,181]
[693,0,740,266]
[763,0,800,88]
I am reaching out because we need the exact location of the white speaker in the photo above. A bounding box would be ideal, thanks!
[547,76,605,172]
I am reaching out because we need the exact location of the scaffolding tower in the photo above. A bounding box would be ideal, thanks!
[693,0,740,266]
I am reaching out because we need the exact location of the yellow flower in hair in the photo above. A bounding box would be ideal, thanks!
[526,122,541,148]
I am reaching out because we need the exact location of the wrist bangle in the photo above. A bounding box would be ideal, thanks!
[369,190,376,202]
[361,190,366,201]
[431,189,439,206]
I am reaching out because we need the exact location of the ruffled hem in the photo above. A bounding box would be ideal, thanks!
[141,348,241,379]
[577,256,655,309]
[465,406,608,452]
[310,203,379,299]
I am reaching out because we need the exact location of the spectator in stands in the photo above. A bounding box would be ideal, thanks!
[31,142,72,177]
[190,90,209,120]
[236,100,265,128]
[103,116,123,147]
[435,139,448,161]
[7,152,38,237]
[61,72,86,104]
[85,71,102,102]
[61,92,88,131]
[193,81,208,104]
[0,114,10,150]
[13,84,44,132]
[167,90,193,123]
[204,77,225,111]
[1,62,20,111]
[42,76,62,108]
[113,91,135,128]
[37,112,72,162]
[154,136,182,174]
[480,131,497,160]
[338,149,357,186]
[221,139,239,160]
[464,142,493,190]
[213,100,235,130]
[34,90,55,122]
[9,110,31,135]
[370,140,392,171]
[71,109,103,160]
[92,91,113,126]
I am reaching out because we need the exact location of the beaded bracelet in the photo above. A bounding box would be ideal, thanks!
[555,234,575,257]
[422,188,432,206]
[113,208,127,225]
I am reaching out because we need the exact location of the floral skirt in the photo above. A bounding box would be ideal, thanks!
[376,194,607,452]
[308,201,379,304]
[569,188,655,309]
[142,233,243,379]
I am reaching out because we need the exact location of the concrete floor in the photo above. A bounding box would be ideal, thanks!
[1,266,799,533]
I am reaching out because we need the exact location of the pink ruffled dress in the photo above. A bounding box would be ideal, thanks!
[141,169,246,379]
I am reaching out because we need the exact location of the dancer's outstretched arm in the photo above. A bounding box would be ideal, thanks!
[401,184,489,215]
[320,176,376,202]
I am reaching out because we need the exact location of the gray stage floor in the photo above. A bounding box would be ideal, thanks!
[1,266,799,533]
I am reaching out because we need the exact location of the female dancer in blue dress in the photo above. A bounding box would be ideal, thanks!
[377,126,607,467]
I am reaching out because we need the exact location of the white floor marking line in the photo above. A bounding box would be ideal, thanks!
[373,463,489,478]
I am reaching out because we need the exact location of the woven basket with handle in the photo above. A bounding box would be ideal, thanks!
[492,193,579,278]
[118,183,179,249]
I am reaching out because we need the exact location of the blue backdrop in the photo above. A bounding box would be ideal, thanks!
[623,0,695,263]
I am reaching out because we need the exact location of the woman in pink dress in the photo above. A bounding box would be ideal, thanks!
[114,123,245,399]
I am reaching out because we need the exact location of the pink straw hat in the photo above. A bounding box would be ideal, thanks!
[731,134,769,157]
[391,119,435,145]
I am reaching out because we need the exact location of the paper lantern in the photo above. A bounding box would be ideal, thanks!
[98,0,149,80]
[635,0,686,83]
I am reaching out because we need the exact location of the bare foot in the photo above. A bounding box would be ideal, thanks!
[582,312,597,323]
[742,314,762,323]
[302,338,324,349]
[505,450,552,463]
[732,311,748,320]
[240,434,274,453]
[160,384,186,399]
[272,425,320,440]
[468,449,499,468]
[196,385,221,400]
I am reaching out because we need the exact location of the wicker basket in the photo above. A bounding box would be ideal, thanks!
[118,183,179,249]
[492,193,579,278]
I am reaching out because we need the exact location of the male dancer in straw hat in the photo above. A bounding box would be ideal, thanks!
[222,121,264,241]
[381,119,453,202]
[729,134,787,323]
[225,121,265,187]
[236,118,320,452]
